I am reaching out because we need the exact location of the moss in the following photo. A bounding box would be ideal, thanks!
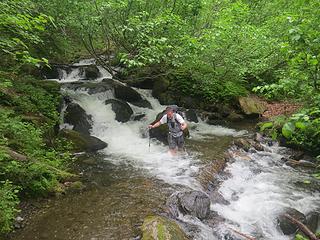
[141,215,188,240]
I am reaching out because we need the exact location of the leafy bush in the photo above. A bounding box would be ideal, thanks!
[259,107,320,155]
[0,181,20,234]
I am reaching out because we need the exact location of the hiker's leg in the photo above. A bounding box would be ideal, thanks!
[177,135,185,152]
[168,134,178,156]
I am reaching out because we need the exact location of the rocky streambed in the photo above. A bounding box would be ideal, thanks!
[8,59,320,240]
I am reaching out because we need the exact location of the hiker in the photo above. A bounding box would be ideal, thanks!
[148,106,188,155]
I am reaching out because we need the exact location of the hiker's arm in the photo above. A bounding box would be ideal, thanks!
[180,122,187,131]
[149,121,161,129]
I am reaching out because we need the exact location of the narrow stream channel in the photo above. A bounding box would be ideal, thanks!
[10,60,320,240]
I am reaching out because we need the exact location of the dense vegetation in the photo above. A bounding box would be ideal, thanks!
[0,0,319,236]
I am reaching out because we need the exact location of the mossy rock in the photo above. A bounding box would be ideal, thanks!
[59,129,107,152]
[141,215,189,240]
[238,96,266,116]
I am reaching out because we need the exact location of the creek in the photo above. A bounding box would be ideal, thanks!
[10,60,320,240]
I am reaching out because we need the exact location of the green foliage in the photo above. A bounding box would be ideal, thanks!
[0,0,50,68]
[0,181,20,233]
[259,107,320,155]
[0,73,73,233]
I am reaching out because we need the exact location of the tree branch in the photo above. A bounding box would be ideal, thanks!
[284,214,319,240]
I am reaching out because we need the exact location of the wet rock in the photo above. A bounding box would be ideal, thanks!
[149,124,168,144]
[305,211,320,233]
[59,129,107,152]
[141,215,188,240]
[84,65,100,79]
[125,78,155,89]
[133,113,146,121]
[64,103,92,135]
[277,207,306,235]
[209,191,230,205]
[233,138,264,152]
[166,191,210,220]
[41,65,63,79]
[105,99,133,123]
[233,138,251,152]
[185,109,198,123]
[226,112,244,122]
[114,84,152,109]
[238,96,267,117]
[285,160,317,169]
[207,112,223,121]
[290,150,305,160]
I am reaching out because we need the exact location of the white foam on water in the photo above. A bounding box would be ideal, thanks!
[211,146,320,239]
[63,87,246,191]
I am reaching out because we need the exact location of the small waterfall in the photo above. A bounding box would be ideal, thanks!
[53,59,320,240]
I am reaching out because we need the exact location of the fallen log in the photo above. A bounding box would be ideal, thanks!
[284,214,319,240]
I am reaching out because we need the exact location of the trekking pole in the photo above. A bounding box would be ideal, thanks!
[148,128,151,152]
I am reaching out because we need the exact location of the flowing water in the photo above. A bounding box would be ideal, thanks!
[10,60,320,240]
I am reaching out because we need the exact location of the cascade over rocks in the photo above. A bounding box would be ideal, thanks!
[166,191,211,220]
[64,81,114,94]
[59,129,107,152]
[277,207,307,235]
[64,103,92,135]
[105,99,133,123]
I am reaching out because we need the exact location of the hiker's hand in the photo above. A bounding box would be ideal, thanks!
[148,125,153,129]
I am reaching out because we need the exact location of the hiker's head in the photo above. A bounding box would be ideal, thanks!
[166,106,174,119]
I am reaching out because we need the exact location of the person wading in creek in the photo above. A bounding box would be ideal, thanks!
[148,106,188,156]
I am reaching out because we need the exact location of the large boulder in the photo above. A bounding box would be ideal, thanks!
[64,103,92,135]
[277,207,306,235]
[141,215,188,240]
[166,191,211,220]
[105,99,133,123]
[41,65,63,79]
[83,65,100,79]
[238,96,267,117]
[114,84,152,109]
[59,129,107,152]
